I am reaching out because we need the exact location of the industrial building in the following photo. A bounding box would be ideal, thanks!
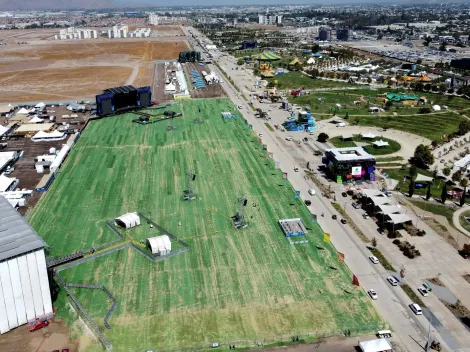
[336,28,351,41]
[323,147,376,182]
[318,27,332,41]
[0,195,53,334]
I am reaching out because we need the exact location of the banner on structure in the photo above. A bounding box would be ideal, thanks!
[323,233,330,243]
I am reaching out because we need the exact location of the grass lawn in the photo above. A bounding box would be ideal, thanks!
[269,72,356,90]
[329,135,401,156]
[369,248,396,272]
[401,284,426,308]
[29,98,384,351]
[408,199,455,225]
[459,211,470,233]
[376,156,404,162]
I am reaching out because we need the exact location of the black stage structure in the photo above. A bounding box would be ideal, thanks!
[96,85,152,117]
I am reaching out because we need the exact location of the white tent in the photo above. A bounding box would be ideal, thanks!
[335,103,342,108]
[432,105,441,111]
[17,108,29,115]
[29,116,44,124]
[114,212,141,229]
[0,174,17,192]
[359,338,392,352]
[369,196,395,206]
[34,102,45,109]
[307,57,315,65]
[0,125,8,138]
[362,132,376,139]
[165,83,176,93]
[377,205,405,215]
[147,235,172,256]
[31,130,65,142]
[387,213,413,225]
[415,173,434,183]
[373,140,389,147]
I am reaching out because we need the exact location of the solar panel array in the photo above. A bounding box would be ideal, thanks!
[190,70,206,89]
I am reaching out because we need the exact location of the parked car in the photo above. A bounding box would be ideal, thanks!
[340,218,347,224]
[410,303,423,315]
[308,189,316,196]
[294,166,299,172]
[258,133,263,137]
[418,286,429,297]
[440,159,445,163]
[368,289,378,300]
[341,192,347,197]
[387,276,398,286]
[369,255,379,264]
[332,214,337,220]
[352,202,361,209]
[423,282,432,292]
[362,212,369,219]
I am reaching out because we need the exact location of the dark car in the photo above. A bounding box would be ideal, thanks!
[332,214,337,220]
[341,219,347,224]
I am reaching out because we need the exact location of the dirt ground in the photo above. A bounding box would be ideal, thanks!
[0,319,78,352]
[183,62,227,99]
[0,37,189,102]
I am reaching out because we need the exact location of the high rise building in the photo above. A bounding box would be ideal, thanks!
[318,27,331,41]
[337,28,351,41]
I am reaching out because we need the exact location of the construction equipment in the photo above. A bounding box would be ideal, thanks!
[231,196,248,229]
[29,320,49,332]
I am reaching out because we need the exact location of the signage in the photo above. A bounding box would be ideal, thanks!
[352,166,362,176]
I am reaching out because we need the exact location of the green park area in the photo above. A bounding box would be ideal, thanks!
[267,72,355,90]
[28,98,385,351]
[329,135,401,156]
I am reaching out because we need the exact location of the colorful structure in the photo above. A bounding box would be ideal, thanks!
[322,147,376,182]
[256,51,281,71]
[385,93,420,102]
[283,111,316,131]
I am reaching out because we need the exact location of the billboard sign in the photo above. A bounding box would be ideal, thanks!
[352,166,362,176]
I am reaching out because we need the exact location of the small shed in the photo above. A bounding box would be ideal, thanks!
[147,235,172,255]
[114,212,141,229]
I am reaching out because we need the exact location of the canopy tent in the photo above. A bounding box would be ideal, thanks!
[31,130,65,141]
[35,102,46,109]
[0,174,17,192]
[29,116,44,123]
[359,338,392,352]
[373,140,389,147]
[369,196,395,206]
[306,57,316,64]
[17,107,30,114]
[114,212,141,229]
[256,51,281,61]
[360,189,384,198]
[377,205,406,215]
[415,173,434,183]
[165,83,176,93]
[386,93,419,102]
[362,132,376,139]
[387,213,413,225]
[147,235,172,256]
[260,71,275,78]
[0,125,8,138]
[432,105,441,111]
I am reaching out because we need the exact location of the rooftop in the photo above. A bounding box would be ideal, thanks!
[0,195,47,262]
[327,147,375,162]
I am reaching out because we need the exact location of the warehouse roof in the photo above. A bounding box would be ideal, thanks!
[0,195,47,262]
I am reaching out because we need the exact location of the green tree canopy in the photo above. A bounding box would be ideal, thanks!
[411,144,434,168]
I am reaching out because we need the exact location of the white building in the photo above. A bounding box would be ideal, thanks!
[128,28,151,38]
[55,27,98,40]
[149,14,159,25]
[258,14,282,25]
[147,235,172,256]
[0,196,53,334]
[108,25,128,39]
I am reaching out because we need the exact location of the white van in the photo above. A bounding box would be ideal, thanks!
[410,303,423,315]
[336,122,346,127]
[286,137,293,141]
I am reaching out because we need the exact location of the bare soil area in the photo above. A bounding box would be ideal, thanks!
[0,319,78,352]
[0,39,189,102]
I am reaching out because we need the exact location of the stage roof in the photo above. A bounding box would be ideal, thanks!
[104,85,136,94]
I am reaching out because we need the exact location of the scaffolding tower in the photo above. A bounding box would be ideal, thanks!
[231,196,248,229]
[183,172,196,201]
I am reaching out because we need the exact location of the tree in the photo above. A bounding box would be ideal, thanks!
[452,170,462,182]
[411,144,434,168]
[424,83,432,91]
[426,183,432,201]
[409,180,415,197]
[439,42,447,51]
[458,120,470,135]
[267,81,276,88]
[236,59,245,66]
[367,77,372,84]
[415,82,424,91]
[441,183,447,204]
[317,132,329,143]
[416,58,422,65]
[409,165,417,179]
[443,167,451,176]
[371,237,378,247]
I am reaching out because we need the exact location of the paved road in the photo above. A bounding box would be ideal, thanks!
[453,206,470,240]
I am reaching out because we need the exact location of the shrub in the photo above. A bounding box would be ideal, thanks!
[392,239,401,245]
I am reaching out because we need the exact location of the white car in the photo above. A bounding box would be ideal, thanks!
[368,289,378,300]
[362,212,369,219]
[387,276,398,286]
[417,287,429,297]
[308,189,316,196]
[294,166,299,172]
[369,255,379,264]
[410,303,423,315]
[258,133,263,137]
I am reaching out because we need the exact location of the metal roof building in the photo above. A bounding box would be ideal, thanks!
[0,196,53,334]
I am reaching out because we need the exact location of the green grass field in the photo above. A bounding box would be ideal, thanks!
[29,98,384,351]
[268,72,355,90]
[329,135,401,156]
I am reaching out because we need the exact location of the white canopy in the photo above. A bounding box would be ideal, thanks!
[35,102,45,109]
[307,57,315,64]
[0,125,8,137]
[29,116,44,123]
[147,235,172,255]
[373,140,389,147]
[377,205,405,215]
[359,338,392,352]
[165,83,176,92]
[31,130,65,140]
[115,212,140,229]
[362,132,376,139]
[335,103,342,108]
[415,173,434,183]
[369,196,395,206]
[387,213,413,225]
[360,189,384,198]
[0,174,17,192]
[17,107,30,114]
[432,105,441,111]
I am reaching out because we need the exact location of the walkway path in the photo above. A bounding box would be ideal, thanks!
[453,206,470,240]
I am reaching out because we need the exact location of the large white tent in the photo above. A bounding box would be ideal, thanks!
[373,140,389,147]
[387,213,413,225]
[17,108,30,115]
[0,125,9,138]
[114,212,141,229]
[147,235,172,256]
[34,102,45,109]
[0,175,17,192]
[28,116,44,124]
[359,338,392,352]
[31,130,65,142]
[362,132,376,139]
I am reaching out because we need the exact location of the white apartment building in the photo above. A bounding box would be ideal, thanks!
[148,14,187,25]
[128,28,151,38]
[149,14,159,25]
[258,14,282,25]
[55,27,98,40]
[108,25,128,39]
